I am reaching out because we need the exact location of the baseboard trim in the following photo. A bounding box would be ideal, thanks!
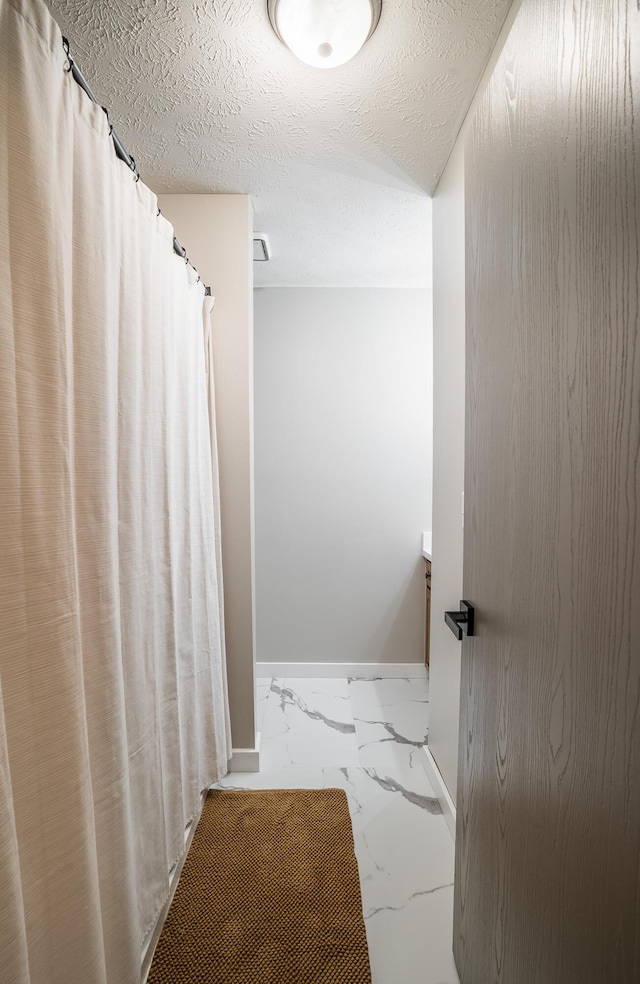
[229,733,261,772]
[256,661,427,679]
[422,746,456,841]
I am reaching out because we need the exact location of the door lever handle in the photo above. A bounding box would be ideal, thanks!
[444,601,475,641]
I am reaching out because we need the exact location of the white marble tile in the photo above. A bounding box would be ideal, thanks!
[349,677,430,743]
[324,755,439,818]
[322,764,457,984]
[356,786,453,917]
[366,884,460,984]
[255,676,272,733]
[260,678,360,769]
[349,676,430,706]
[323,766,445,885]
[355,720,429,776]
[349,677,431,778]
[216,675,459,984]
[214,767,325,791]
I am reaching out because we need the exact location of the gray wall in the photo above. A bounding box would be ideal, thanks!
[428,0,523,806]
[254,287,432,665]
[429,140,465,803]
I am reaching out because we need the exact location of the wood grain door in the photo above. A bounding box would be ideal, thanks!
[454,2,640,982]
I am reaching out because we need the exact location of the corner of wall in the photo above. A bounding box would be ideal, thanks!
[156,194,257,754]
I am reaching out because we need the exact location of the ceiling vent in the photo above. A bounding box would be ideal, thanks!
[253,235,271,261]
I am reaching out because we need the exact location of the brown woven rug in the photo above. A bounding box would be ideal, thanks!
[147,787,372,984]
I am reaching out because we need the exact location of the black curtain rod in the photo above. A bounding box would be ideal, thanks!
[62,37,211,298]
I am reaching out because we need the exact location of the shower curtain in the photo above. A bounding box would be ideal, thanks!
[0,1,232,982]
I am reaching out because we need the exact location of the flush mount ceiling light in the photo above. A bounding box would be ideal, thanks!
[267,0,382,69]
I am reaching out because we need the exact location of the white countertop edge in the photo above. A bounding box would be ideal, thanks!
[421,531,432,561]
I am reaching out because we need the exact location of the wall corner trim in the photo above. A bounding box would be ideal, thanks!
[422,745,456,841]
[228,734,261,773]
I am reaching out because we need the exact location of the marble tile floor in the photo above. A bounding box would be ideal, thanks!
[215,675,461,984]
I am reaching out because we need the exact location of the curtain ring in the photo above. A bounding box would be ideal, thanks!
[62,37,73,73]
[101,107,114,138]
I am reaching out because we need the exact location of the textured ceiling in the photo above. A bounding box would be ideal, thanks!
[45,0,512,287]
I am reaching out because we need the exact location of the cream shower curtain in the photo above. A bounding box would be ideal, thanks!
[0,1,231,983]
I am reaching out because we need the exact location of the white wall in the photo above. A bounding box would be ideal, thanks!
[254,287,432,665]
[429,142,465,803]
[157,194,256,753]
[428,0,524,805]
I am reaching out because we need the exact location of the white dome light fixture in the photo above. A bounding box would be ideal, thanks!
[267,0,382,69]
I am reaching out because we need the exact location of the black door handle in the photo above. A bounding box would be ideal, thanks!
[444,601,475,640]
